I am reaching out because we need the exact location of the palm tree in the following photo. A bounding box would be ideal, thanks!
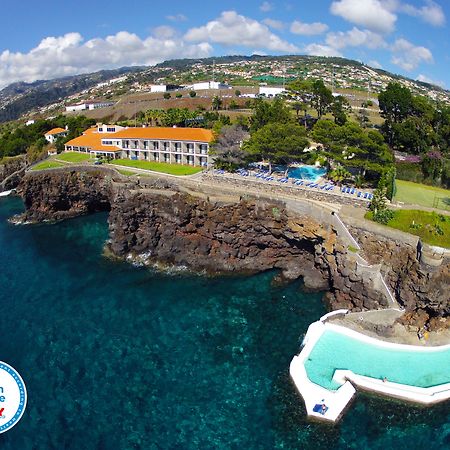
[328,166,351,185]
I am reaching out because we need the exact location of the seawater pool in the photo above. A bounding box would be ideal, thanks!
[305,329,450,391]
[288,165,327,181]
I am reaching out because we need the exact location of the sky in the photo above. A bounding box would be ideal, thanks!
[0,0,449,90]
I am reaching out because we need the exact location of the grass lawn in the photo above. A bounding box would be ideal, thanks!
[111,159,203,176]
[394,180,450,212]
[32,161,66,170]
[56,152,93,163]
[116,169,138,176]
[366,209,450,248]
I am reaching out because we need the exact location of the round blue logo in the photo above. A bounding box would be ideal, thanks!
[0,361,27,433]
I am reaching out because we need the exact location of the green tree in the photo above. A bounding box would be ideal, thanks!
[311,79,333,119]
[211,125,249,170]
[327,165,351,185]
[189,91,197,98]
[330,95,351,125]
[234,89,241,97]
[212,96,223,111]
[250,98,292,132]
[163,92,171,100]
[245,122,309,172]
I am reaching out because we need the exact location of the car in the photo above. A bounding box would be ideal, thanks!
[94,160,103,165]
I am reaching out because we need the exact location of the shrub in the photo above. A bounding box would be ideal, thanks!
[373,208,395,224]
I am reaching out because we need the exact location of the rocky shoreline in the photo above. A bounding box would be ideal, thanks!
[14,167,449,332]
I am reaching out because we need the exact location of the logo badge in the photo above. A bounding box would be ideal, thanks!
[0,361,27,433]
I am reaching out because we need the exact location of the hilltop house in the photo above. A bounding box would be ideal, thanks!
[64,125,214,167]
[65,101,115,112]
[44,127,68,144]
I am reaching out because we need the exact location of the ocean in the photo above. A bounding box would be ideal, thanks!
[0,196,448,449]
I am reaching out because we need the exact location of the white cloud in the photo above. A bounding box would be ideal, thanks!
[0,31,212,89]
[184,11,299,53]
[330,0,397,33]
[304,43,343,57]
[260,2,274,12]
[262,18,285,30]
[416,73,445,88]
[153,26,176,39]
[391,38,433,71]
[166,14,187,22]
[401,1,445,26]
[290,20,329,35]
[326,27,387,49]
[368,59,383,69]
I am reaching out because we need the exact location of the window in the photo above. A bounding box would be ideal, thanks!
[103,141,113,145]
[153,141,159,150]
[106,127,115,132]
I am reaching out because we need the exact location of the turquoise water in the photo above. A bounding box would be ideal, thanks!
[305,330,450,390]
[288,165,327,181]
[0,196,449,449]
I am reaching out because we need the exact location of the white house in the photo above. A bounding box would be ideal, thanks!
[192,81,231,90]
[149,85,167,93]
[44,127,68,144]
[64,125,214,167]
[66,101,115,112]
[259,86,286,97]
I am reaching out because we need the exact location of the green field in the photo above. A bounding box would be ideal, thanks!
[394,180,450,211]
[116,169,138,176]
[32,161,65,170]
[366,209,450,248]
[56,152,92,163]
[111,159,203,176]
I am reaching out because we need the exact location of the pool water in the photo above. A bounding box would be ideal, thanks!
[288,165,327,181]
[305,329,450,390]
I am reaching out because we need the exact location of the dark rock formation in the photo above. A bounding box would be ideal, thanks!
[0,155,28,190]
[17,168,114,222]
[351,227,449,330]
[15,168,449,329]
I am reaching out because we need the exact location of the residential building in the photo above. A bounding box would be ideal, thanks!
[191,81,231,90]
[259,86,286,97]
[64,125,214,167]
[65,101,115,112]
[44,127,68,143]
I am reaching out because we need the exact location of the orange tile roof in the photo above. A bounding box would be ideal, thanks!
[45,127,67,136]
[113,127,214,142]
[65,133,121,152]
[65,126,214,153]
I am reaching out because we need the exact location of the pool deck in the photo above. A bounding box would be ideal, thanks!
[289,310,450,424]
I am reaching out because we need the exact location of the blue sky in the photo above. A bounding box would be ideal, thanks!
[0,0,448,89]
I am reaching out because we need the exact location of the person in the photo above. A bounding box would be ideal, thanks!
[416,239,423,261]
[383,377,387,383]
[321,403,327,414]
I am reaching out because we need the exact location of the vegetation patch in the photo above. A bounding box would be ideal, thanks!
[32,161,65,171]
[111,159,203,176]
[365,209,450,248]
[394,180,450,211]
[56,152,92,163]
[116,169,138,176]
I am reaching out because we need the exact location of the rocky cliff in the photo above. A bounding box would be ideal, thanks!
[15,168,449,329]
[0,155,28,190]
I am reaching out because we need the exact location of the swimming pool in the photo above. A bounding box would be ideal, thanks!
[304,329,450,391]
[288,165,327,181]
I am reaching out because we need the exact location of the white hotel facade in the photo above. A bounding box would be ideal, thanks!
[64,125,214,167]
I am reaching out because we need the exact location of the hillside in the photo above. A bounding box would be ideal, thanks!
[0,54,449,124]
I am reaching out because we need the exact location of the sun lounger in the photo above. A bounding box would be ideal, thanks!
[357,191,362,197]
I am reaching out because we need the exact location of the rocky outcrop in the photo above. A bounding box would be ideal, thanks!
[0,155,28,190]
[15,168,449,328]
[351,227,449,329]
[16,168,115,222]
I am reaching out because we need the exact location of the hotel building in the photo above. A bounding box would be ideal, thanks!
[64,125,214,167]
